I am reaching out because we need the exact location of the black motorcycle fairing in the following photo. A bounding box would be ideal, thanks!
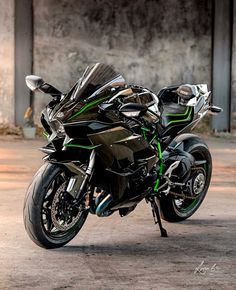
[87,126,153,165]
[40,137,65,154]
[74,123,157,202]
[45,118,158,203]
[64,120,124,138]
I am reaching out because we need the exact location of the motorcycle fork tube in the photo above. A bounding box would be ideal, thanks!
[75,149,96,200]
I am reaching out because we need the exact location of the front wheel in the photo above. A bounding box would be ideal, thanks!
[23,163,88,249]
[160,139,212,222]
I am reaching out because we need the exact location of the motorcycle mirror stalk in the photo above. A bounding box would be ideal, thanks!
[25,75,62,99]
[208,105,223,115]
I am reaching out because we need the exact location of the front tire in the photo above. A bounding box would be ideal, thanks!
[160,138,212,222]
[23,163,88,249]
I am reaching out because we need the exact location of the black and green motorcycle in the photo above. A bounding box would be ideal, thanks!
[23,63,222,249]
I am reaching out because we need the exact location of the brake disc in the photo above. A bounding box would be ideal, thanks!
[192,171,206,195]
[51,183,82,231]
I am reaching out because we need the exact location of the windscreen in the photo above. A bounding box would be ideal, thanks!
[71,63,126,101]
[50,63,126,122]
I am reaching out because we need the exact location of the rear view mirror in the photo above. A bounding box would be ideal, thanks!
[209,105,223,115]
[25,75,62,96]
[119,103,148,118]
[25,75,44,91]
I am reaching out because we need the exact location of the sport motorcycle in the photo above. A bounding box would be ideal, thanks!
[23,63,222,248]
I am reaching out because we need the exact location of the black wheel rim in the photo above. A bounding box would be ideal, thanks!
[173,149,210,215]
[41,170,86,239]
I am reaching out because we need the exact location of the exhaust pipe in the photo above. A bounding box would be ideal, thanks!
[95,194,113,217]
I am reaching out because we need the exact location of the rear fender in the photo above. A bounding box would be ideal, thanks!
[166,133,208,152]
[163,133,208,169]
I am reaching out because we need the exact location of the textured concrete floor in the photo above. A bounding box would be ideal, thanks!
[0,136,235,290]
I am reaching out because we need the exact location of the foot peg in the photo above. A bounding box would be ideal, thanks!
[150,197,168,237]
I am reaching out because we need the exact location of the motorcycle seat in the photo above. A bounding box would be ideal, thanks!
[177,85,198,101]
[160,102,192,128]
[162,103,187,115]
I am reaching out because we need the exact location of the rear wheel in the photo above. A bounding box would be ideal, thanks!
[23,163,88,249]
[160,140,212,222]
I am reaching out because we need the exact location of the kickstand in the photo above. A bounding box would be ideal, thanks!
[150,197,168,237]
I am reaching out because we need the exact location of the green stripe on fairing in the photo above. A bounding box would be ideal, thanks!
[67,96,110,121]
[154,139,163,191]
[65,144,98,149]
[43,131,49,138]
[166,106,190,116]
[166,107,192,126]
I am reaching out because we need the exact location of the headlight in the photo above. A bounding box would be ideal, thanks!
[50,119,65,135]
[57,123,65,134]
[55,111,64,119]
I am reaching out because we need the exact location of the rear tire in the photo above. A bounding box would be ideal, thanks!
[160,138,212,222]
[23,163,88,249]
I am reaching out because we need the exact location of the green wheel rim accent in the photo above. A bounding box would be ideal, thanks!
[179,197,199,213]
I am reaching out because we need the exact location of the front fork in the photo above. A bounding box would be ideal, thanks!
[75,149,96,200]
[65,150,96,201]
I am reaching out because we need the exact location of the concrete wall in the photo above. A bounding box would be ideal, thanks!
[33,0,212,122]
[0,0,14,123]
[232,0,236,129]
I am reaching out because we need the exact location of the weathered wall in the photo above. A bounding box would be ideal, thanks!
[232,0,236,129]
[0,0,14,123]
[33,0,212,122]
